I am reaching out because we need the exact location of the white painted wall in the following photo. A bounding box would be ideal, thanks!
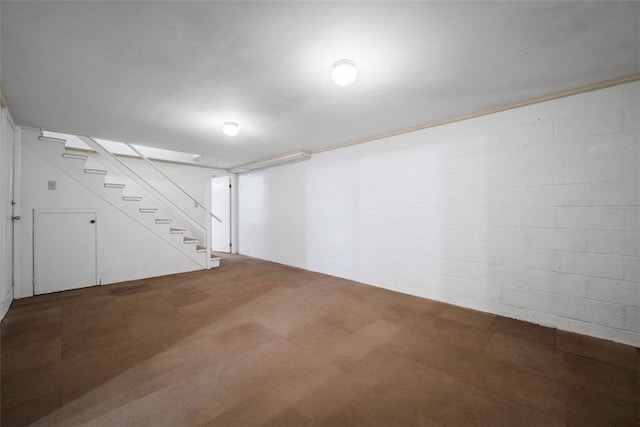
[0,109,17,319]
[0,0,7,321]
[17,138,221,298]
[211,176,231,252]
[0,0,2,89]
[239,81,640,346]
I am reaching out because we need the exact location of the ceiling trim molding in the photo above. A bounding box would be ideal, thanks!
[313,73,640,155]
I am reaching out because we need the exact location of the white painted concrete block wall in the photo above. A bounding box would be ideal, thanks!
[238,81,640,346]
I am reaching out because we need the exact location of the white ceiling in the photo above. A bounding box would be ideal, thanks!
[2,1,638,169]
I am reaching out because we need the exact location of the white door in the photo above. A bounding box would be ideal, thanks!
[1,111,16,314]
[211,176,231,253]
[34,211,98,295]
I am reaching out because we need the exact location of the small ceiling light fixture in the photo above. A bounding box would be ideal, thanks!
[222,122,240,136]
[332,59,357,86]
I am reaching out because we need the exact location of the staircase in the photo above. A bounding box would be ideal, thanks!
[22,129,221,269]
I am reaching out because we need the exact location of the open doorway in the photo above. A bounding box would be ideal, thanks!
[211,176,231,253]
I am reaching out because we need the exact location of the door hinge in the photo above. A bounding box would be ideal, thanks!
[229,184,232,188]
[229,242,232,247]
[11,200,16,206]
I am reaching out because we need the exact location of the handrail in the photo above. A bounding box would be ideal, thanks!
[126,143,206,209]
[78,136,206,235]
[210,211,222,223]
[127,143,224,224]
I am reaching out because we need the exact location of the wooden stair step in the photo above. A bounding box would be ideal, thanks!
[122,196,143,201]
[139,208,158,213]
[104,183,126,189]
[196,245,207,253]
[210,253,222,267]
[170,228,186,234]
[39,136,66,145]
[183,237,198,244]
[84,168,107,175]
[155,219,172,224]
[62,152,88,160]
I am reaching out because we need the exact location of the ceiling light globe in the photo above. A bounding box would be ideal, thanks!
[332,60,357,86]
[222,122,239,136]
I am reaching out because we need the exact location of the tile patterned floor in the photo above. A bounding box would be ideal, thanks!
[1,254,638,426]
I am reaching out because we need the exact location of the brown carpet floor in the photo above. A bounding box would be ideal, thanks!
[1,254,638,426]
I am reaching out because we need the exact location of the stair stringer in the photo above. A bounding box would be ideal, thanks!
[21,129,207,269]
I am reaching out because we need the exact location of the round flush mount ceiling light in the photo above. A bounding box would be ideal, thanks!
[332,59,357,86]
[222,122,239,136]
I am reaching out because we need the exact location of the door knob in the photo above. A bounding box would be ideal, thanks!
[12,216,20,221]
[90,219,96,224]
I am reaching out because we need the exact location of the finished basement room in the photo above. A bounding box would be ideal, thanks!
[0,1,638,426]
